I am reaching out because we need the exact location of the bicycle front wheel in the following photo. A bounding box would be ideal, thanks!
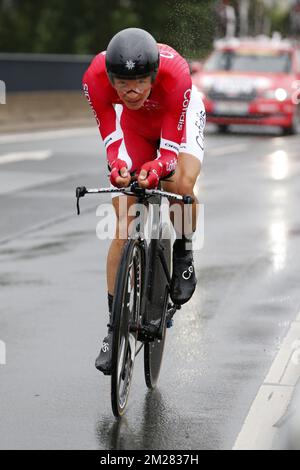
[111,239,143,417]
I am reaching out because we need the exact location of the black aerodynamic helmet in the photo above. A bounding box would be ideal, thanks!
[106,28,160,82]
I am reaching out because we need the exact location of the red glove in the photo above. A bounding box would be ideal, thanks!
[109,159,129,187]
[138,161,164,189]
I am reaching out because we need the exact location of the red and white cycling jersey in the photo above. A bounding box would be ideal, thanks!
[83,44,193,173]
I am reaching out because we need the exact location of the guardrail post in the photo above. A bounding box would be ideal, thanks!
[0,80,6,104]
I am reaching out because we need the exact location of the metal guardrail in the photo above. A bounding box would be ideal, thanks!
[0,53,93,92]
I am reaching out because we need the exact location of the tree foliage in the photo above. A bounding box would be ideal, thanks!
[0,0,215,58]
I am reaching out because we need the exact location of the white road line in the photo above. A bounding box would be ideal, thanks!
[207,143,249,157]
[0,127,96,145]
[233,314,300,450]
[0,150,53,165]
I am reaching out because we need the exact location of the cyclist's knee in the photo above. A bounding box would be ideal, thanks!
[162,178,178,194]
[175,154,201,196]
[177,174,197,196]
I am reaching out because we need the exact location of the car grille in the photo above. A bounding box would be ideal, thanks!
[208,91,257,102]
[207,112,276,119]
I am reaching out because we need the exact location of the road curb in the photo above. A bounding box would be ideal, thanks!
[233,313,300,450]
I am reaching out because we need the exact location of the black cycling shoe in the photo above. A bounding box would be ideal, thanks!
[95,330,113,375]
[170,251,197,306]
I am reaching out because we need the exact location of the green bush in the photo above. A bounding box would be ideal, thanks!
[0,0,215,59]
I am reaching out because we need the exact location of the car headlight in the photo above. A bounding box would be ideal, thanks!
[262,88,289,101]
[274,88,288,102]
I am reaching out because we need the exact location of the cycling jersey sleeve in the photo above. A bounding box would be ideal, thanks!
[157,73,192,175]
[82,66,123,169]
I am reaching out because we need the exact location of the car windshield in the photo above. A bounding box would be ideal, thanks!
[204,50,292,73]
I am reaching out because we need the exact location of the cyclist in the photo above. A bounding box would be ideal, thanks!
[83,28,205,374]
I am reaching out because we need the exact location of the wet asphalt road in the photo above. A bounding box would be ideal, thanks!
[0,125,300,450]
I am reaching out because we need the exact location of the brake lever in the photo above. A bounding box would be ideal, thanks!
[76,186,87,215]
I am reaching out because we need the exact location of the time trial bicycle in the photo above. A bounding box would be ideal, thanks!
[76,181,193,417]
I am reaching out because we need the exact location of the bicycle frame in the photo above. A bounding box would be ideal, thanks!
[134,191,171,338]
[76,181,193,335]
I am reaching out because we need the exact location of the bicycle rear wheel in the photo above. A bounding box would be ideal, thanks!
[144,224,171,389]
[111,239,143,417]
